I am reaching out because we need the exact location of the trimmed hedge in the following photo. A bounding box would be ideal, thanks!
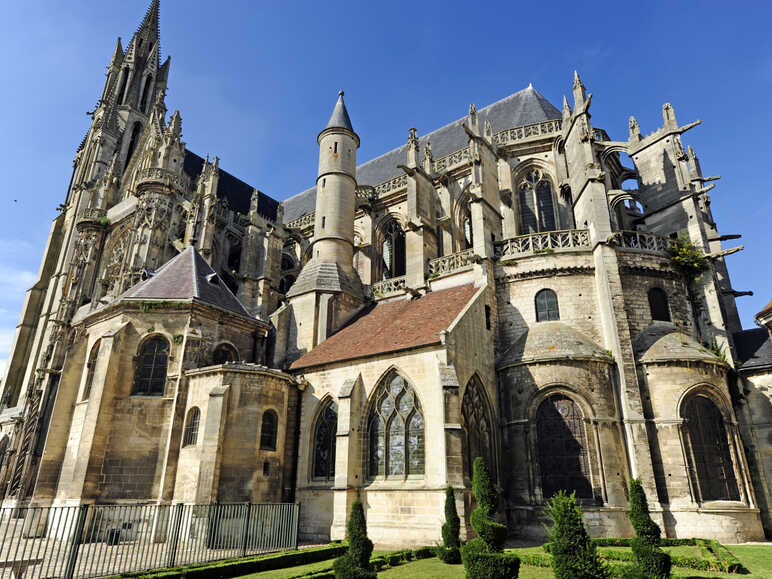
[436,486,462,564]
[414,546,435,559]
[590,538,696,547]
[515,552,552,567]
[121,544,348,579]
[463,550,521,579]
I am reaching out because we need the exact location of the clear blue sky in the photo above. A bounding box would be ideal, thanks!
[1,1,770,371]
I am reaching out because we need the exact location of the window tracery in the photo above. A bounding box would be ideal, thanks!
[381,220,406,280]
[461,378,494,481]
[367,373,424,478]
[536,394,592,500]
[132,336,169,396]
[518,169,556,233]
[313,400,338,481]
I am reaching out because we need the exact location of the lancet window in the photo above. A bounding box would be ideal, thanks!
[312,400,338,481]
[519,169,556,233]
[132,336,169,396]
[535,289,559,322]
[381,220,406,280]
[367,373,424,478]
[260,410,278,451]
[182,407,200,447]
[461,378,495,481]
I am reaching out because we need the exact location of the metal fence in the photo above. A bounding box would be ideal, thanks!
[0,502,299,578]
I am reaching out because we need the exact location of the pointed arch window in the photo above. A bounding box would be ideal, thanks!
[535,289,559,322]
[82,340,101,401]
[461,379,495,481]
[682,395,739,502]
[519,169,556,233]
[182,407,200,447]
[125,121,143,171]
[260,410,278,451]
[462,206,473,249]
[312,400,338,481]
[648,287,671,322]
[381,220,406,280]
[367,373,424,478]
[140,75,153,113]
[132,336,169,396]
[536,395,592,500]
[212,343,239,365]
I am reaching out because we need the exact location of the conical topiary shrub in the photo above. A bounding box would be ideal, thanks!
[628,478,671,578]
[546,491,610,579]
[436,485,461,563]
[333,500,375,579]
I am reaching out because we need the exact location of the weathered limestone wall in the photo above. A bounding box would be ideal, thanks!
[739,371,772,535]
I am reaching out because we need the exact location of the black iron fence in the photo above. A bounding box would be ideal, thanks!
[0,502,299,578]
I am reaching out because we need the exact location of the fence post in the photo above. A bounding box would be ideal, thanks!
[63,504,89,579]
[240,503,252,557]
[166,503,185,568]
[293,503,300,550]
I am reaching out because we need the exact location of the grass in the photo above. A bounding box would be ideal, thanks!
[239,558,336,578]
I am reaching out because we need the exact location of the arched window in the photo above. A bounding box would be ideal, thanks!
[381,221,406,280]
[260,410,278,451]
[116,67,129,105]
[519,169,556,233]
[648,287,671,322]
[462,205,473,249]
[461,378,495,482]
[682,395,739,502]
[140,76,153,113]
[312,400,338,481]
[281,253,296,272]
[535,289,559,322]
[125,121,143,170]
[212,343,239,365]
[367,373,424,478]
[279,275,296,294]
[132,336,169,395]
[182,407,200,447]
[82,340,101,401]
[536,395,592,500]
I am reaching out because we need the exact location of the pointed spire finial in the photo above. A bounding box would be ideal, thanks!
[562,95,571,121]
[323,90,354,133]
[572,70,586,107]
[339,90,344,96]
[628,116,641,141]
[528,82,533,89]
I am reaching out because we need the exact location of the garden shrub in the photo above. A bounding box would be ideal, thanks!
[460,458,519,578]
[546,490,610,579]
[332,501,375,579]
[414,546,435,559]
[627,479,670,578]
[436,485,462,564]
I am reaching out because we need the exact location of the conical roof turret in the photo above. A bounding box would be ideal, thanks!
[325,91,354,132]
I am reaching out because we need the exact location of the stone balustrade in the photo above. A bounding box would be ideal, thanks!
[286,211,315,230]
[374,174,408,196]
[136,167,190,193]
[428,249,475,278]
[612,230,674,255]
[372,275,406,298]
[495,229,591,259]
[492,119,563,147]
[431,147,471,174]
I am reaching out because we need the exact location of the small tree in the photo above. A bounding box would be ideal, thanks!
[546,491,610,579]
[436,485,461,563]
[461,458,519,578]
[333,500,375,579]
[628,479,671,578]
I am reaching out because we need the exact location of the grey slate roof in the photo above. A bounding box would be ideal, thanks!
[121,246,251,318]
[281,85,561,224]
[183,151,279,221]
[496,322,609,369]
[325,93,354,132]
[734,328,772,371]
[633,322,720,364]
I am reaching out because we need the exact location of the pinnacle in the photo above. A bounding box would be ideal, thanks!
[324,91,354,133]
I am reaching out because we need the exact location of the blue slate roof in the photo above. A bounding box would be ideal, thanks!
[734,328,772,371]
[281,85,561,224]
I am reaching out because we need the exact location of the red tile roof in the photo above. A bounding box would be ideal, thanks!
[290,284,478,370]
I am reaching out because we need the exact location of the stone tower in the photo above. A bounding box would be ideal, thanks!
[274,93,365,364]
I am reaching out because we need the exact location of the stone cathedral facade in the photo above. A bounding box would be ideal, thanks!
[1,1,772,547]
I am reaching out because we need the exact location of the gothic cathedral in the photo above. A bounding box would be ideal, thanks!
[2,1,772,547]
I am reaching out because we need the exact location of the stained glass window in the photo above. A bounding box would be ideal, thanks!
[461,379,494,481]
[132,336,169,395]
[182,407,200,447]
[536,395,593,500]
[82,340,101,400]
[519,169,556,233]
[535,289,559,322]
[260,410,278,451]
[313,400,338,481]
[648,287,671,322]
[683,395,739,502]
[367,374,424,478]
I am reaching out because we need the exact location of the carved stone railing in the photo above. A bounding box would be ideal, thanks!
[431,146,471,174]
[592,128,610,142]
[495,229,591,259]
[77,207,107,224]
[428,249,475,278]
[374,174,408,196]
[372,275,406,298]
[136,167,191,193]
[612,230,674,255]
[492,119,563,147]
[286,211,315,230]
